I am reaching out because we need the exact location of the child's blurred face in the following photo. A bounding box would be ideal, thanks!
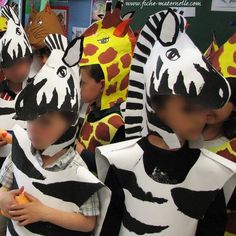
[27,112,70,151]
[2,57,32,83]
[80,67,104,104]
[206,102,235,125]
[155,96,209,141]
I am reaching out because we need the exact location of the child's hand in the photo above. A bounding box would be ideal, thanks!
[0,187,24,217]
[9,192,48,226]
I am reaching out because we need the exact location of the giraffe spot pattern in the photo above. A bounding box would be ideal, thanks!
[84,44,99,56]
[109,98,124,107]
[121,53,132,68]
[80,58,89,64]
[106,82,118,96]
[120,74,129,91]
[83,23,98,37]
[80,122,93,141]
[95,122,110,142]
[98,47,118,64]
[87,137,102,153]
[107,63,120,81]
[108,115,124,129]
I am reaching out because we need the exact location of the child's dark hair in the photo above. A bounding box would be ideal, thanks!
[35,47,51,58]
[81,64,104,82]
[150,94,171,108]
[60,111,78,125]
[222,78,236,139]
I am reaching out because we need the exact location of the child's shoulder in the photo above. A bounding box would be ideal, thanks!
[96,138,142,171]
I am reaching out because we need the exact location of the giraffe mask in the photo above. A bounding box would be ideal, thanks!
[210,32,236,79]
[63,0,136,110]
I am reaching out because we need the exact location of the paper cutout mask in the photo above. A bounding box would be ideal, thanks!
[14,33,81,156]
[209,32,236,79]
[204,32,219,60]
[25,3,65,49]
[63,0,136,110]
[0,6,32,68]
[124,9,231,147]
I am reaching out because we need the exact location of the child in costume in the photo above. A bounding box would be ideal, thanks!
[65,0,136,173]
[0,33,110,236]
[25,3,65,72]
[0,6,32,164]
[203,32,236,236]
[95,9,236,236]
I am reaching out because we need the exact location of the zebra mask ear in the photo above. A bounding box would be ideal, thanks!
[62,36,84,67]
[156,9,180,47]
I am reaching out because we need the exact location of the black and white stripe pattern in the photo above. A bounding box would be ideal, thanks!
[96,138,236,235]
[0,6,32,68]
[124,9,230,147]
[44,33,68,52]
[14,33,80,156]
[8,125,110,236]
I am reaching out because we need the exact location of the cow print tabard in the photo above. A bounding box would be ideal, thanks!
[0,6,32,68]
[14,33,80,156]
[95,138,236,236]
[124,9,231,148]
[8,124,110,236]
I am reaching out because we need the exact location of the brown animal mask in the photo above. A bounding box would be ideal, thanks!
[25,3,65,49]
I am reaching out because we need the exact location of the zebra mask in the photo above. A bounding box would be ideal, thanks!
[0,5,32,68]
[14,34,81,156]
[125,9,231,148]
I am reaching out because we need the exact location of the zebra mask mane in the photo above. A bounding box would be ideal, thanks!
[0,5,32,68]
[14,34,81,156]
[125,9,231,148]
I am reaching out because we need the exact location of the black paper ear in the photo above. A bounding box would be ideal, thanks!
[62,36,84,67]
[44,33,68,52]
[156,8,179,47]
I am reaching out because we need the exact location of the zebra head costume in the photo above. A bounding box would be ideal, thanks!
[14,33,81,156]
[125,9,231,148]
[0,5,32,68]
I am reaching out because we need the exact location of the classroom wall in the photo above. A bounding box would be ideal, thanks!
[24,0,236,51]
[51,0,92,40]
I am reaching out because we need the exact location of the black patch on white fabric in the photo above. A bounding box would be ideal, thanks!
[113,166,168,204]
[12,134,45,180]
[171,187,220,219]
[33,181,103,207]
[7,220,19,236]
[0,107,15,115]
[123,206,169,234]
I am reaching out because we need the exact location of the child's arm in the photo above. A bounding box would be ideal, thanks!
[195,189,227,236]
[9,192,96,232]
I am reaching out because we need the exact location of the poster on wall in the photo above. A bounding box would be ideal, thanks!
[0,0,8,6]
[51,5,69,34]
[171,7,196,17]
[90,0,106,23]
[211,0,236,11]
[72,26,86,39]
